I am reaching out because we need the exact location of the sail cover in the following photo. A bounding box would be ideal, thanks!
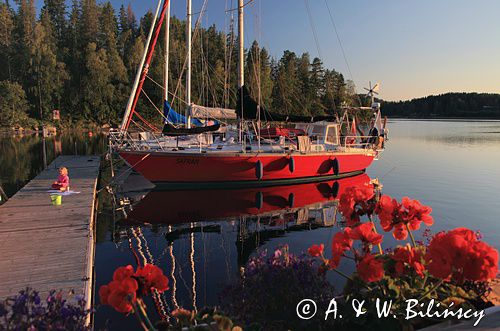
[164,101,203,126]
[162,101,220,136]
[191,104,236,120]
[162,123,221,136]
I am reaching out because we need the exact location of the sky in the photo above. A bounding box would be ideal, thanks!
[37,0,500,101]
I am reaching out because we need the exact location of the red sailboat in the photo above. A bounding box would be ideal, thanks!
[111,0,387,189]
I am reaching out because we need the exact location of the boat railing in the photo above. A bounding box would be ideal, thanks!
[109,130,162,151]
[342,135,384,151]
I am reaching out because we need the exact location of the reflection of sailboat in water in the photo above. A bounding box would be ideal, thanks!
[125,173,371,224]
[118,173,373,255]
[111,173,379,315]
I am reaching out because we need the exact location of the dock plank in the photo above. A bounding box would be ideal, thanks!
[0,155,100,315]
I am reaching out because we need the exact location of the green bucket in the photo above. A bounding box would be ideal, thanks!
[51,194,62,206]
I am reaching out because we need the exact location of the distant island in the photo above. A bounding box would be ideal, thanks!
[382,93,500,119]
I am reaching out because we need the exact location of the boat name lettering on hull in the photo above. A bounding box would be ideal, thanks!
[176,158,200,165]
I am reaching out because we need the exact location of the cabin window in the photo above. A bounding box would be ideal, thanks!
[325,126,339,145]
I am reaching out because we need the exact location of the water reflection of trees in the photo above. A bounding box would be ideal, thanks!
[0,133,106,197]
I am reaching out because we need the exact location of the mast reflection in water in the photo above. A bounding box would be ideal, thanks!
[96,171,378,329]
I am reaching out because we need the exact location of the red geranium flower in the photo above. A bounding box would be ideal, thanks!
[375,195,399,231]
[402,197,434,229]
[425,228,499,282]
[357,254,384,283]
[135,264,169,294]
[392,244,425,278]
[113,265,135,281]
[308,244,324,257]
[375,195,433,240]
[99,277,138,314]
[329,230,353,269]
[463,241,499,282]
[348,222,383,245]
[338,185,375,226]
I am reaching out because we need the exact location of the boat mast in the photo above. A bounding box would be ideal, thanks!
[164,0,170,103]
[186,0,192,128]
[238,0,244,142]
[120,0,164,133]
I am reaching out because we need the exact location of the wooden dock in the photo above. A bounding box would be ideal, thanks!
[0,155,100,312]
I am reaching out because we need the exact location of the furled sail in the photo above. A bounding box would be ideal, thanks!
[164,101,203,126]
[162,101,220,136]
[191,104,236,120]
[162,123,221,136]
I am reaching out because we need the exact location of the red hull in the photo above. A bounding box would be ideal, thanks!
[128,173,372,224]
[118,150,375,186]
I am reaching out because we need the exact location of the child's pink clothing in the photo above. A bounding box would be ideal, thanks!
[52,174,69,190]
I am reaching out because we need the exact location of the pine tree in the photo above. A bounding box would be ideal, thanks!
[80,0,98,46]
[42,0,66,43]
[82,42,114,123]
[259,47,273,110]
[0,2,14,80]
[272,50,302,115]
[30,9,69,120]
[245,41,273,110]
[13,0,36,92]
[309,57,325,115]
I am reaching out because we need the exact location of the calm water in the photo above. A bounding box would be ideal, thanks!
[1,121,499,329]
[0,131,106,198]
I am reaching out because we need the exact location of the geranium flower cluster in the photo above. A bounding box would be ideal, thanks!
[326,224,385,282]
[426,228,498,283]
[391,244,425,278]
[338,184,375,226]
[308,185,499,288]
[376,196,434,240]
[99,264,169,314]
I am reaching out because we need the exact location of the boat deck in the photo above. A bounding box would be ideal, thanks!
[0,155,100,312]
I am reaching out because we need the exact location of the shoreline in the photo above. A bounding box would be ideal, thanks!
[386,117,500,122]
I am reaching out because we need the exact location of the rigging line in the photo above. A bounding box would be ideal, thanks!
[170,0,210,107]
[134,111,160,132]
[323,0,363,107]
[140,88,169,122]
[145,75,189,107]
[304,0,323,59]
[224,0,236,108]
[129,118,150,133]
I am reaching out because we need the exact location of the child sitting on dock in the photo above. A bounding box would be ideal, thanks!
[52,167,70,191]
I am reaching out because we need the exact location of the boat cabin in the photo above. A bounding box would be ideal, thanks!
[295,122,341,146]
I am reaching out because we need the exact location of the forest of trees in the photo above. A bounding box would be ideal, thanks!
[0,0,358,129]
[383,93,500,118]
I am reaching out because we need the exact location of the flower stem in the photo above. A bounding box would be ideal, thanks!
[332,268,373,291]
[369,217,384,255]
[135,299,157,331]
[420,273,428,290]
[332,268,353,281]
[418,279,444,301]
[132,305,149,331]
[406,224,417,248]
